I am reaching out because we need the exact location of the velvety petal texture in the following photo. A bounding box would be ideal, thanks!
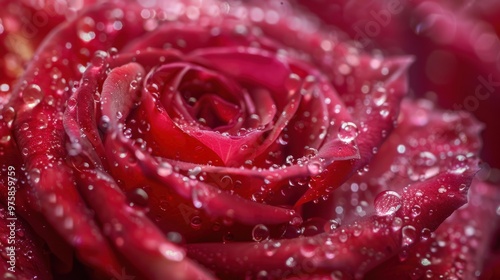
[0,0,497,279]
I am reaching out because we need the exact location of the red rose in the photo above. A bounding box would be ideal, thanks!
[0,0,498,279]
[298,0,500,176]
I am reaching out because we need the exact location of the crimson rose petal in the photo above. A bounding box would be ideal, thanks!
[365,179,500,279]
[0,203,51,279]
[187,167,478,279]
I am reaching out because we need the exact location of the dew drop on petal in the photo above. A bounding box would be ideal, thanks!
[421,258,431,266]
[285,257,297,268]
[190,216,202,230]
[77,16,96,42]
[372,87,387,106]
[338,122,359,143]
[128,188,149,207]
[159,243,185,262]
[300,238,317,258]
[338,230,348,243]
[2,107,15,128]
[391,217,403,232]
[252,224,270,242]
[324,219,340,234]
[411,205,421,217]
[374,190,402,216]
[22,84,43,108]
[307,160,322,175]
[449,154,468,174]
[420,228,432,241]
[285,73,301,96]
[401,225,417,247]
[157,162,173,177]
[29,168,41,184]
[91,50,108,67]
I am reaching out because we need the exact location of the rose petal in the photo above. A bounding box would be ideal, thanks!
[73,167,215,280]
[187,168,477,279]
[298,56,414,205]
[0,202,51,279]
[365,179,500,279]
[305,98,483,223]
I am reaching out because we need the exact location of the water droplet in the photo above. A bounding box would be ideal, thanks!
[421,258,431,266]
[379,108,390,118]
[401,225,417,247]
[22,84,43,108]
[420,228,432,241]
[307,160,322,175]
[300,239,318,258]
[252,224,270,242]
[450,155,468,174]
[391,217,403,231]
[2,107,15,128]
[0,135,11,144]
[397,144,406,154]
[157,162,173,176]
[338,122,359,143]
[67,97,78,111]
[263,241,281,257]
[190,216,202,230]
[77,16,96,42]
[128,188,149,208]
[285,257,297,268]
[91,50,108,66]
[285,73,301,95]
[372,87,387,106]
[159,243,185,262]
[411,205,421,217]
[29,168,41,184]
[352,223,362,237]
[338,230,348,243]
[374,190,402,216]
[324,219,340,234]
[407,151,439,181]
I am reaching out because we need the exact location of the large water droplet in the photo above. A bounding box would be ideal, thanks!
[338,122,359,143]
[449,154,468,174]
[407,151,439,181]
[374,190,402,216]
[157,162,173,177]
[23,84,43,108]
[252,224,270,242]
[307,160,322,175]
